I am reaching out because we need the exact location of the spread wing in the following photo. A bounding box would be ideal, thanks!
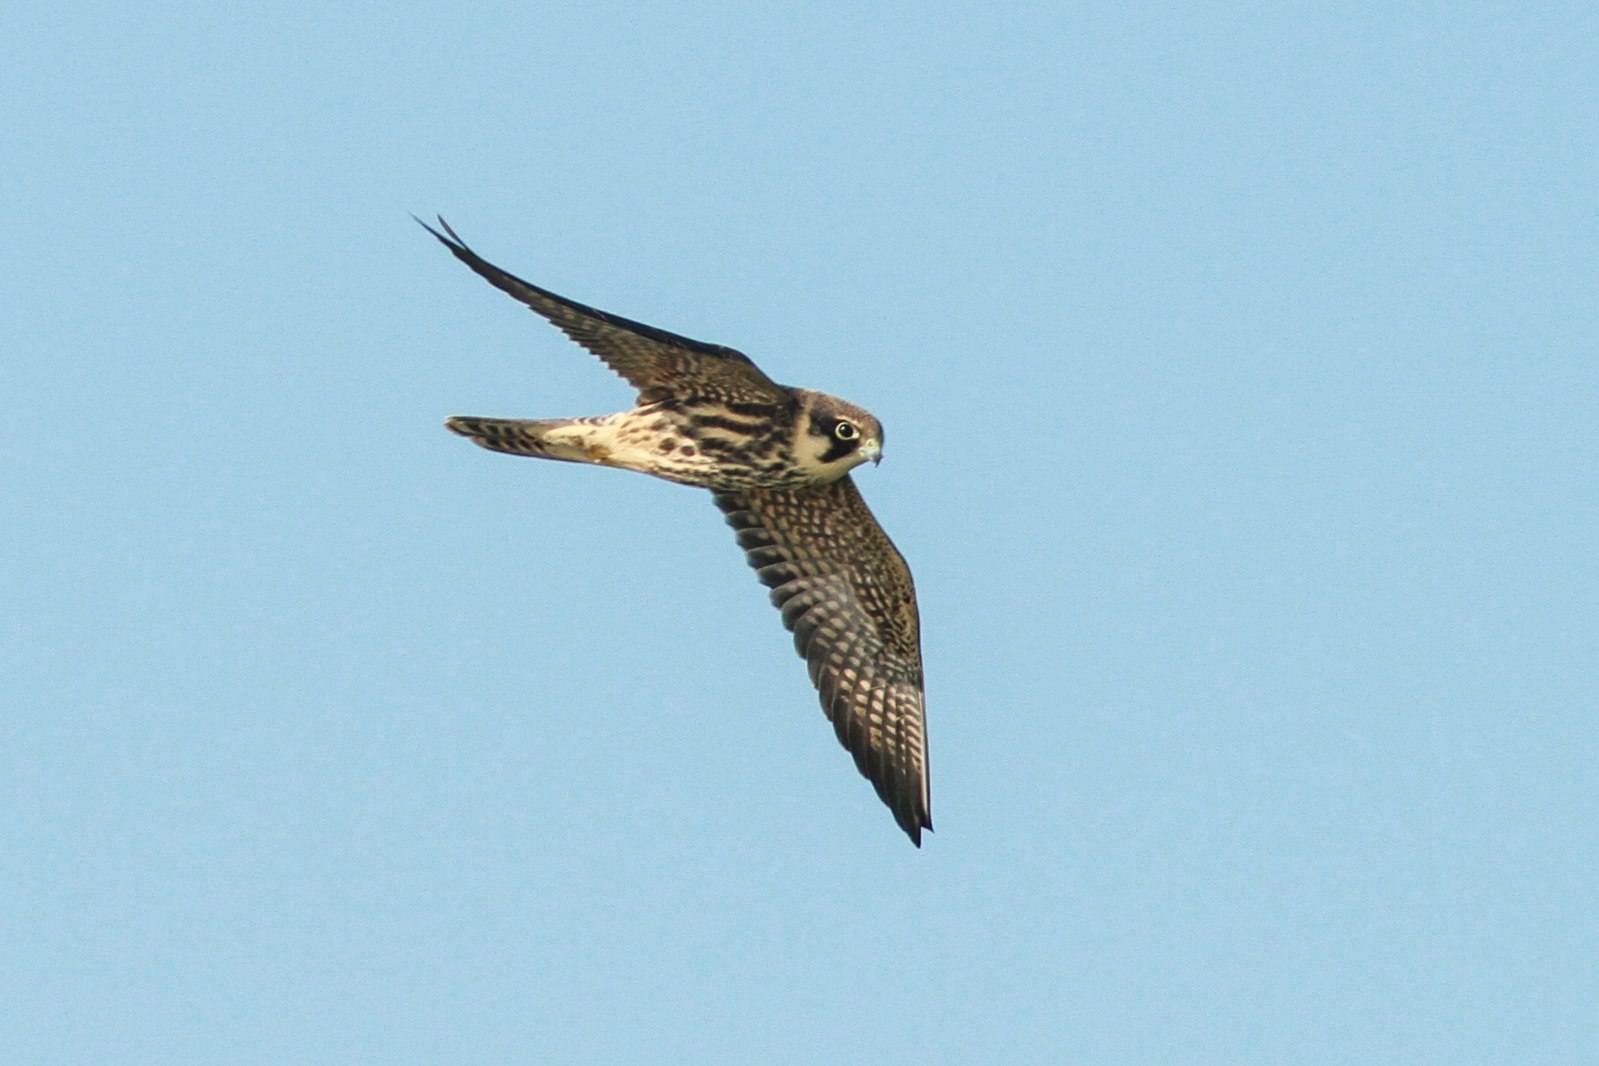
[714,476,931,845]
[417,217,788,404]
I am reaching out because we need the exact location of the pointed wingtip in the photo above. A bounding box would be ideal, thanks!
[413,213,465,249]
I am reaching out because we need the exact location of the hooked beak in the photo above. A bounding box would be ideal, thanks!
[862,438,883,466]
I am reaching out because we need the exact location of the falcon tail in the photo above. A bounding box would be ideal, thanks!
[446,416,606,465]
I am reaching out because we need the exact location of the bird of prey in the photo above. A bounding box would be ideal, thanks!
[420,218,930,845]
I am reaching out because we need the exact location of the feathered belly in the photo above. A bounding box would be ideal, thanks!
[605,406,823,491]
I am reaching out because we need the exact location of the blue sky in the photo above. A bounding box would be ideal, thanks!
[6,3,1596,1063]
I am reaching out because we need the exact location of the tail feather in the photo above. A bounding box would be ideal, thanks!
[445,416,598,464]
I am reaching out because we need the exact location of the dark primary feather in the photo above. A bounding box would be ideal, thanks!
[715,477,931,845]
[415,216,787,404]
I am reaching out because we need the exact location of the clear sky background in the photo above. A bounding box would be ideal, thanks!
[6,4,1596,1063]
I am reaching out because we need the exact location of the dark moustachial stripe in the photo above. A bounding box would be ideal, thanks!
[810,409,862,465]
[817,437,859,464]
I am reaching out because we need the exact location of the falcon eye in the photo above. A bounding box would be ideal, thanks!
[833,421,860,442]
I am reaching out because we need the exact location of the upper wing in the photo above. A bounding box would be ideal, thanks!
[417,217,787,404]
[714,476,931,845]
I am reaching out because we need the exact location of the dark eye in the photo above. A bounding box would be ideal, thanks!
[833,421,860,441]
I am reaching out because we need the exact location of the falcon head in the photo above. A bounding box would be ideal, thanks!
[791,390,884,482]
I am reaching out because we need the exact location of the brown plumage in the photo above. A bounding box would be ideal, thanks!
[422,217,931,845]
[715,481,929,840]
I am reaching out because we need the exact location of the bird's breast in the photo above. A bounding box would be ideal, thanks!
[604,401,825,491]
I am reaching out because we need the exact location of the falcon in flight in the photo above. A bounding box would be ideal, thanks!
[421,218,931,845]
